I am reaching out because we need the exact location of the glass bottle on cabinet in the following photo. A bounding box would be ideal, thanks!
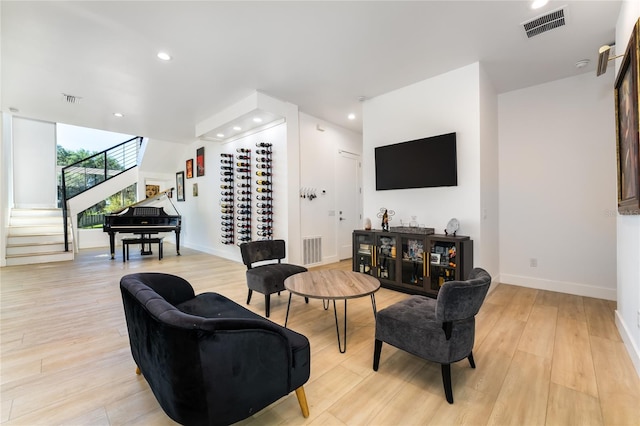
[376,234,396,280]
[353,231,375,276]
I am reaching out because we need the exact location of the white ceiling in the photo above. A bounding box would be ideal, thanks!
[1,1,622,144]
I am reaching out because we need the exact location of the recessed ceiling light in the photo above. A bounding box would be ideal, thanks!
[531,0,548,9]
[233,126,242,131]
[157,51,172,61]
[253,117,263,123]
[217,133,225,138]
[113,112,124,118]
[575,59,590,69]
[348,113,356,120]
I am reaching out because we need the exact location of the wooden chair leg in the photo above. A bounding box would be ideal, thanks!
[136,366,141,375]
[294,386,310,418]
[246,289,253,305]
[441,363,454,404]
[373,339,383,371]
[468,351,476,368]
[265,294,271,317]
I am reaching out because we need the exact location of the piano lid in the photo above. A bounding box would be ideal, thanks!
[112,188,180,216]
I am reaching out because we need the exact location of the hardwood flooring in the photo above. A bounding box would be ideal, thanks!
[1,246,639,425]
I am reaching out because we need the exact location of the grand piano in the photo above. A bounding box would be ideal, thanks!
[103,189,181,259]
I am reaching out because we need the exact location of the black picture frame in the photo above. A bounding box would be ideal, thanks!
[615,19,640,214]
[196,147,205,177]
[176,171,185,202]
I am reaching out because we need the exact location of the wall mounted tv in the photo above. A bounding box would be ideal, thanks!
[375,132,457,190]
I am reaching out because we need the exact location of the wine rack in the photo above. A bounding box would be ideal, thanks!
[255,142,273,240]
[236,148,252,245]
[220,153,234,245]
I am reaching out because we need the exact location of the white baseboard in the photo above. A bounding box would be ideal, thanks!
[615,310,640,379]
[500,274,616,301]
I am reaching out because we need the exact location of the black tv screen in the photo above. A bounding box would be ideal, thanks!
[375,132,457,190]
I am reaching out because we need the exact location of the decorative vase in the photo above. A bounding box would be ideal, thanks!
[364,218,372,230]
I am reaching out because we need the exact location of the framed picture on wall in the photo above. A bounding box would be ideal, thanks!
[615,19,640,215]
[176,171,185,202]
[196,147,205,177]
[186,159,194,179]
[145,184,160,199]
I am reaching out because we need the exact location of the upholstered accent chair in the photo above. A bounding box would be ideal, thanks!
[240,239,307,317]
[120,272,311,425]
[373,267,491,403]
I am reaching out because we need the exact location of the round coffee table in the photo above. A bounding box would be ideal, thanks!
[284,270,380,353]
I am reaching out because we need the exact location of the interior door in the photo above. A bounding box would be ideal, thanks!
[336,151,361,260]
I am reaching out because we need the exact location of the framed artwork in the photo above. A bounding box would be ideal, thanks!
[186,159,194,179]
[430,253,441,264]
[176,171,185,202]
[145,184,160,199]
[192,183,198,197]
[615,19,640,215]
[196,147,205,177]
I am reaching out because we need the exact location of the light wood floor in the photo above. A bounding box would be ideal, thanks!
[1,245,639,425]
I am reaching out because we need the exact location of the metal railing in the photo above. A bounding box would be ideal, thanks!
[61,136,142,251]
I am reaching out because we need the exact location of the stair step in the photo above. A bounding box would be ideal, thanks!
[6,241,71,255]
[8,225,71,236]
[10,216,67,226]
[10,208,63,217]
[5,251,74,266]
[7,234,72,245]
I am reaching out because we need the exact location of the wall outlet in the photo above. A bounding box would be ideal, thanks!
[529,258,538,268]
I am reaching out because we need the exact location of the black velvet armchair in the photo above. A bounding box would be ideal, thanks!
[373,267,491,404]
[240,239,307,317]
[120,272,311,425]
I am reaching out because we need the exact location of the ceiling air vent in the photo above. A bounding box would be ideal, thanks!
[62,93,82,104]
[522,7,566,38]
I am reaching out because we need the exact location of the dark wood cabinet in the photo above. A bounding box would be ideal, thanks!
[353,229,473,297]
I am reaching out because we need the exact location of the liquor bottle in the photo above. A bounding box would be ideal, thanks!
[256,188,272,193]
[256,180,271,185]
[256,171,271,177]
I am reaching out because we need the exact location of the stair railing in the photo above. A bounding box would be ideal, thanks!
[61,136,142,251]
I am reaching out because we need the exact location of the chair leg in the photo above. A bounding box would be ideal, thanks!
[246,289,253,305]
[265,294,271,317]
[373,339,383,371]
[441,364,454,404]
[468,351,476,368]
[294,386,310,418]
[305,297,309,304]
[135,366,141,375]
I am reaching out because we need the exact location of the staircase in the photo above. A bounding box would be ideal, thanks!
[5,209,74,266]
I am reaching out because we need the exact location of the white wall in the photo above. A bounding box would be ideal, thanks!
[0,113,12,267]
[12,117,57,208]
[479,65,500,278]
[363,63,486,270]
[299,113,362,264]
[615,0,640,377]
[176,123,288,263]
[499,71,617,300]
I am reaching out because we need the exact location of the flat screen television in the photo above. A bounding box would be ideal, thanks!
[375,132,457,190]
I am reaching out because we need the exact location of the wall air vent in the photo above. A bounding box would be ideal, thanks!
[62,93,82,104]
[522,7,566,38]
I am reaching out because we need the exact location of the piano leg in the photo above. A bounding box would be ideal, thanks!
[109,233,116,259]
[175,230,181,255]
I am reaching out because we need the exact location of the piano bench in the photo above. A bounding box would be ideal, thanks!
[122,237,164,262]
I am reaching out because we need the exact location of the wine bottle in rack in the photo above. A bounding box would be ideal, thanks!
[256,180,271,185]
[256,188,272,193]
[256,142,272,147]
[237,148,250,153]
[256,171,271,177]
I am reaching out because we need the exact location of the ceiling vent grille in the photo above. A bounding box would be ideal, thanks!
[62,93,82,104]
[522,7,566,38]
